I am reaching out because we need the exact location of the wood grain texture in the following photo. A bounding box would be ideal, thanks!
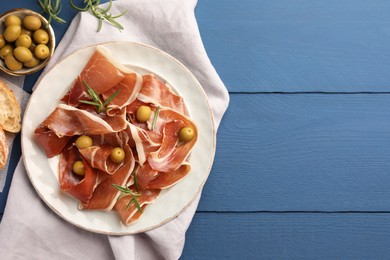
[196,0,390,92]
[198,93,390,211]
[182,212,390,259]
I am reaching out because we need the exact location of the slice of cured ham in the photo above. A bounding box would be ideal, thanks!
[137,74,188,115]
[40,104,127,137]
[114,188,161,225]
[148,108,197,172]
[147,162,191,190]
[80,133,135,211]
[61,77,91,107]
[103,72,143,115]
[127,123,162,166]
[78,46,133,94]
[76,132,124,176]
[80,148,135,210]
[34,125,71,158]
[59,145,107,203]
[79,145,123,175]
[135,163,159,191]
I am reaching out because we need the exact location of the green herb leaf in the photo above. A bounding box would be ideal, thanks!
[83,81,100,102]
[69,0,88,11]
[79,100,100,107]
[151,106,160,131]
[126,197,134,210]
[80,80,118,113]
[132,196,143,213]
[38,0,66,25]
[103,89,120,107]
[133,169,139,192]
[70,0,126,32]
[112,183,131,194]
[112,184,143,213]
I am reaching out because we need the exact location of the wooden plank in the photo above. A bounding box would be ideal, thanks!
[196,0,390,92]
[182,212,390,259]
[198,93,390,212]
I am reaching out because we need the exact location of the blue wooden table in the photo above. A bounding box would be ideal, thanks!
[2,1,390,258]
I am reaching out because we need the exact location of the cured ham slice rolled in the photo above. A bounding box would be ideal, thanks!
[114,188,161,225]
[59,145,107,203]
[80,144,135,211]
[148,108,197,172]
[79,145,123,175]
[78,131,125,175]
[80,131,135,211]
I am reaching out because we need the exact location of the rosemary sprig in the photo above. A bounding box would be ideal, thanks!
[70,0,127,32]
[151,106,160,131]
[112,184,143,213]
[38,0,67,25]
[133,169,139,192]
[79,80,120,113]
[126,196,142,211]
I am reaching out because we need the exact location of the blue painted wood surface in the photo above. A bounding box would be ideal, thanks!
[196,0,390,92]
[199,94,390,211]
[183,213,390,259]
[1,1,390,259]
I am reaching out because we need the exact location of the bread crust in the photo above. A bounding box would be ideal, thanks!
[0,80,21,133]
[0,127,8,170]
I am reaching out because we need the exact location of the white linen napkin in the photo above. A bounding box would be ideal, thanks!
[0,0,229,259]
[0,72,29,192]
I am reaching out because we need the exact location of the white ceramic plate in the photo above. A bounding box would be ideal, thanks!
[22,42,215,235]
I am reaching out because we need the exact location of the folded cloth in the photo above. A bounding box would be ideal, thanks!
[0,72,29,191]
[0,0,229,259]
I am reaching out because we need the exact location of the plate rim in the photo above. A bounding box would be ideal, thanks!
[21,41,216,235]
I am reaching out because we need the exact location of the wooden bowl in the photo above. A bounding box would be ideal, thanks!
[0,8,55,76]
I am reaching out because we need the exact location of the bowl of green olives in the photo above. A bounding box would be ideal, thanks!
[0,8,55,76]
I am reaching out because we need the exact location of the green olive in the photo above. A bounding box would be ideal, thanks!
[14,46,32,63]
[0,35,5,49]
[3,25,21,42]
[32,29,49,44]
[0,44,13,59]
[20,28,32,37]
[72,160,86,176]
[178,126,195,142]
[23,55,40,68]
[15,34,32,48]
[110,147,125,163]
[5,15,21,27]
[4,54,22,71]
[75,135,93,149]
[136,105,152,123]
[34,44,49,59]
[23,15,42,31]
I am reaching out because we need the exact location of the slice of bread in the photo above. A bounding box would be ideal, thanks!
[0,127,8,170]
[0,80,21,133]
